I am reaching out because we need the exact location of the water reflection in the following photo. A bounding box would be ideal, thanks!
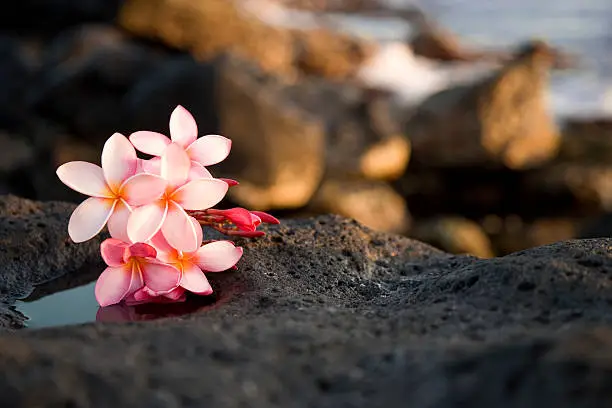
[17,281,223,329]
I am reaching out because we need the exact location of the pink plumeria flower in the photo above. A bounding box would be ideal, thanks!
[125,286,187,305]
[130,105,232,176]
[127,142,229,252]
[56,133,167,242]
[207,208,280,232]
[149,216,243,296]
[96,238,181,307]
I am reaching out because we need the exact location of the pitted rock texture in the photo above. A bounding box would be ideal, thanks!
[2,197,612,407]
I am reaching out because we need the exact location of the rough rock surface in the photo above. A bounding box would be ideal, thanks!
[2,196,612,406]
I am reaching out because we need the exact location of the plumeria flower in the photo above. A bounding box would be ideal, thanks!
[56,133,167,242]
[127,142,229,252]
[96,238,181,307]
[130,105,232,176]
[149,216,243,296]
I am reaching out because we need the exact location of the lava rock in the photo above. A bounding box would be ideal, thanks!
[1,207,612,406]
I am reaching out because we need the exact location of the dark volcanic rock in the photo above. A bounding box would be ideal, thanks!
[2,204,612,406]
[0,0,123,35]
[0,195,102,329]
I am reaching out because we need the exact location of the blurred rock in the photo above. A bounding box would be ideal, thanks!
[409,216,494,258]
[294,28,375,79]
[0,0,123,35]
[483,215,579,255]
[557,117,612,162]
[308,179,409,233]
[275,0,388,12]
[527,163,612,214]
[399,8,510,63]
[0,36,34,129]
[119,0,374,80]
[324,88,410,180]
[119,0,297,77]
[123,56,219,135]
[29,24,164,145]
[217,57,326,210]
[406,40,561,170]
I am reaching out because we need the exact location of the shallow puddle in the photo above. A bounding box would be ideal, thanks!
[17,281,222,329]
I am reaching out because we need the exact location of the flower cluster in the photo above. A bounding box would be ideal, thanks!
[57,105,279,307]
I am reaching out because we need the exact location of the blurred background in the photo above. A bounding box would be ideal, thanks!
[1,0,612,258]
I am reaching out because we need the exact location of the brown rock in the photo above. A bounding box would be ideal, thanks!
[118,0,374,80]
[119,0,297,77]
[295,28,375,79]
[409,216,494,258]
[399,9,509,63]
[308,179,410,233]
[325,88,410,180]
[216,58,409,212]
[557,118,612,162]
[217,58,326,210]
[406,40,561,170]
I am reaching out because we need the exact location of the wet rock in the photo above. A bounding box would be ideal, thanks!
[2,210,612,405]
[308,179,410,233]
[217,58,326,210]
[409,216,494,258]
[0,195,102,328]
[406,40,561,170]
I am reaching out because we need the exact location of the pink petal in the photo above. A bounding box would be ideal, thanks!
[141,157,161,175]
[149,230,175,254]
[68,197,116,243]
[164,287,187,301]
[169,105,198,147]
[193,241,244,272]
[171,178,228,210]
[251,211,281,224]
[188,161,213,180]
[127,201,168,243]
[94,265,133,307]
[180,262,213,295]
[190,216,203,249]
[101,133,137,193]
[129,131,171,156]
[120,173,167,206]
[100,238,129,267]
[186,134,232,166]
[161,201,199,252]
[56,161,112,198]
[161,142,190,189]
[126,243,157,260]
[107,199,131,242]
[140,260,181,294]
